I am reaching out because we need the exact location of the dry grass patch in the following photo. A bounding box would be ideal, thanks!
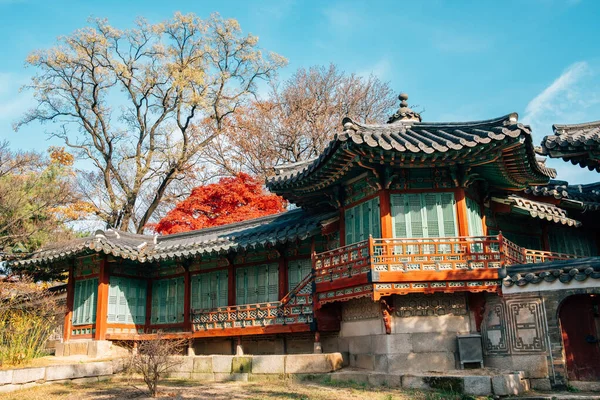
[0,376,489,400]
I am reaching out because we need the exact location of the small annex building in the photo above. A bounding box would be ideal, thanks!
[10,95,600,389]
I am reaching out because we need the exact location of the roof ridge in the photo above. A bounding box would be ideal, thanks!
[553,120,600,132]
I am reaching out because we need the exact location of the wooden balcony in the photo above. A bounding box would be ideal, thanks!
[313,235,582,305]
[190,272,315,337]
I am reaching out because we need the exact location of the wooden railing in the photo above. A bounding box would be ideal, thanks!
[500,235,579,265]
[191,269,313,332]
[371,236,503,272]
[313,240,371,284]
[313,235,582,275]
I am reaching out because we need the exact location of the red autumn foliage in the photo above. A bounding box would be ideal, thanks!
[152,173,286,234]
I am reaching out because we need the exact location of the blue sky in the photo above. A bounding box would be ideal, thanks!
[1,0,599,183]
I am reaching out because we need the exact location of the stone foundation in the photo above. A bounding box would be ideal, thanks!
[55,340,116,358]
[165,353,344,380]
[330,369,530,396]
[0,360,121,394]
[327,295,474,373]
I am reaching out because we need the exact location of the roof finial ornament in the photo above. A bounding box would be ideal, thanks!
[388,92,422,124]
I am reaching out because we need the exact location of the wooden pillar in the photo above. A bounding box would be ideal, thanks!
[228,259,235,306]
[94,257,109,341]
[278,253,288,299]
[63,260,75,342]
[145,278,153,332]
[379,189,392,238]
[183,265,191,332]
[455,188,470,237]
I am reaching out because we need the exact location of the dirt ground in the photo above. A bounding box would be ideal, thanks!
[0,376,477,400]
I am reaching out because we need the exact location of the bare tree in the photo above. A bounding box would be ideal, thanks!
[17,12,286,233]
[128,335,187,397]
[200,64,398,180]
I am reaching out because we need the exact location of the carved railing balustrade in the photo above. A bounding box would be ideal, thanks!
[371,236,503,273]
[191,270,313,333]
[312,234,584,302]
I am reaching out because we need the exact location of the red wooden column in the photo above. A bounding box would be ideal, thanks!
[541,224,551,251]
[183,265,192,332]
[94,257,109,341]
[379,189,392,238]
[63,260,75,342]
[455,188,470,237]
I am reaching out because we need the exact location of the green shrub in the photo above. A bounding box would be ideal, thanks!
[0,280,58,366]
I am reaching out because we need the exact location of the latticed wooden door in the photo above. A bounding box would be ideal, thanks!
[288,259,312,292]
[191,270,228,310]
[391,193,457,253]
[151,277,184,324]
[345,197,381,245]
[72,278,98,325]
[235,264,279,305]
[107,276,146,324]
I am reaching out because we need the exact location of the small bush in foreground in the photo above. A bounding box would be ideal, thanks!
[128,334,187,397]
[0,279,58,366]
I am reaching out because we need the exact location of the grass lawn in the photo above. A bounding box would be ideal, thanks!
[0,375,487,400]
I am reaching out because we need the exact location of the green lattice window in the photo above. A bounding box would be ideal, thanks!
[72,278,98,326]
[549,227,597,256]
[151,277,184,324]
[288,259,312,292]
[345,197,381,245]
[466,197,484,236]
[391,193,457,238]
[236,264,278,304]
[107,276,146,324]
[191,270,228,310]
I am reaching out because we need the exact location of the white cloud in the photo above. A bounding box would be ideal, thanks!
[0,72,31,123]
[522,61,600,183]
[523,61,591,128]
[357,57,391,80]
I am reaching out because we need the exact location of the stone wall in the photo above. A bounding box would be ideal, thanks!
[323,294,474,373]
[165,353,344,381]
[0,360,121,394]
[481,287,600,389]
[481,293,551,389]
[191,334,315,356]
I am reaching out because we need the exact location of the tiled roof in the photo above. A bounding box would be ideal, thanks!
[525,180,600,211]
[10,209,336,267]
[268,113,555,200]
[493,195,581,227]
[540,120,600,171]
[503,257,600,287]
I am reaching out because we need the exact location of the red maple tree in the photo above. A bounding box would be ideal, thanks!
[152,173,286,234]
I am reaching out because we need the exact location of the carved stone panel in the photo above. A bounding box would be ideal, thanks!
[342,297,380,321]
[506,298,547,354]
[481,299,509,355]
[393,293,467,318]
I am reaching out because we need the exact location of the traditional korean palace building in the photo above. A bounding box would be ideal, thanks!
[11,95,600,388]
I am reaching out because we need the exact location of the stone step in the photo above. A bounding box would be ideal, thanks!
[330,368,530,397]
